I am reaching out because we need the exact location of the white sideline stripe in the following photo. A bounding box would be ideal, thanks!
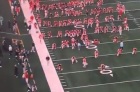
[59,64,140,74]
[53,50,140,62]
[64,79,140,89]
[20,1,64,92]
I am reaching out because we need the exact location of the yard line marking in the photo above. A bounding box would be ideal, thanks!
[123,1,140,28]
[64,79,140,89]
[59,64,140,74]
[53,51,140,61]
[59,76,64,77]
[48,37,140,49]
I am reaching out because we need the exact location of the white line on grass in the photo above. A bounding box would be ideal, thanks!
[64,79,140,89]
[59,64,140,74]
[53,50,140,62]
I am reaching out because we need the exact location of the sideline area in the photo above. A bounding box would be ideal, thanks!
[19,0,64,92]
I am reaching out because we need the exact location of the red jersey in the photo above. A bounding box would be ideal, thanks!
[117,48,122,53]
[113,36,118,43]
[133,48,137,51]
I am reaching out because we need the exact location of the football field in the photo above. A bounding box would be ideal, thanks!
[38,0,140,92]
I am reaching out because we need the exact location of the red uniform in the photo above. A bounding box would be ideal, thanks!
[22,70,29,83]
[34,23,37,29]
[71,38,76,49]
[119,9,123,16]
[117,48,122,56]
[100,64,105,70]
[113,36,118,43]
[132,48,137,55]
[39,33,45,43]
[93,39,100,45]
[57,31,62,37]
[94,50,99,58]
[82,57,88,68]
[30,15,34,23]
[71,56,78,64]
[57,64,63,71]
[52,43,56,49]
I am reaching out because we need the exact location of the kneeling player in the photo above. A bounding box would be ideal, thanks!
[71,56,78,64]
[113,36,118,43]
[117,48,123,56]
[98,64,106,70]
[82,57,88,68]
[132,48,137,55]
[98,64,113,77]
[56,64,63,71]
[94,49,99,58]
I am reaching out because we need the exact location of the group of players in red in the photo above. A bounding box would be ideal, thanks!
[34,0,137,72]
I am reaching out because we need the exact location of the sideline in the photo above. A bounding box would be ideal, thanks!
[19,1,64,92]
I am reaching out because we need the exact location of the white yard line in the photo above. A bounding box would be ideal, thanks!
[53,51,140,61]
[0,31,29,36]
[64,79,140,89]
[59,64,140,74]
[40,7,140,20]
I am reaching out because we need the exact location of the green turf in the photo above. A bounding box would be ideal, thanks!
[41,0,140,92]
